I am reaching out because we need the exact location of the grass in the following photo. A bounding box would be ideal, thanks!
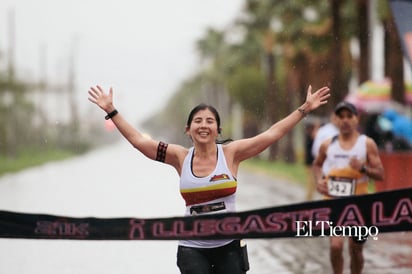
[242,158,307,186]
[0,146,306,186]
[0,148,75,176]
[242,158,377,193]
[0,149,375,193]
[243,159,376,193]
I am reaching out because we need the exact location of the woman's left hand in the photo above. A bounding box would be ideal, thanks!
[305,85,331,112]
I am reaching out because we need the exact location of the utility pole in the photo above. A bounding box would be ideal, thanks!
[7,9,15,82]
[68,37,80,146]
[4,8,17,156]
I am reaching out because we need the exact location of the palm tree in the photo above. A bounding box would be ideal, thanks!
[357,0,371,84]
[238,0,281,159]
[381,0,405,104]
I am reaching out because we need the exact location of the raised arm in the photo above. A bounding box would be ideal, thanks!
[88,85,159,157]
[87,85,185,170]
[228,85,330,163]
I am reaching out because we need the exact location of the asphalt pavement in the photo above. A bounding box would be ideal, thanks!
[0,142,410,274]
[236,169,412,274]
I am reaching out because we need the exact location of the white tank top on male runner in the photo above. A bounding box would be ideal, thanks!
[179,144,237,248]
[322,134,368,184]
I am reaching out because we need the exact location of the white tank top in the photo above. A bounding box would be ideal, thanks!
[179,144,237,248]
[322,134,368,184]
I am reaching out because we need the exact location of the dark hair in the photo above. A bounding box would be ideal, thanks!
[186,103,232,144]
[187,103,221,132]
[334,101,358,115]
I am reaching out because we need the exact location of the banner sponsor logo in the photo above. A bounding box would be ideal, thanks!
[35,220,89,238]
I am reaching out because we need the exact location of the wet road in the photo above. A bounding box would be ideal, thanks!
[0,142,411,273]
[237,172,412,274]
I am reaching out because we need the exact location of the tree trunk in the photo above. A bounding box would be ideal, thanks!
[264,31,279,160]
[384,9,405,104]
[284,70,298,163]
[329,0,346,106]
[357,0,370,83]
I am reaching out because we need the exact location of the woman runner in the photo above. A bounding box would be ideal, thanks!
[88,84,330,273]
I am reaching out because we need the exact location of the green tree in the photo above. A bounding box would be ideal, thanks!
[145,0,410,165]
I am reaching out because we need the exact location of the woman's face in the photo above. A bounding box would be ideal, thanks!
[186,109,219,144]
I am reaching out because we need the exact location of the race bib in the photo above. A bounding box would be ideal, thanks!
[327,176,356,197]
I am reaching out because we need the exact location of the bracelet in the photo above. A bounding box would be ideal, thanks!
[298,107,307,116]
[105,109,118,120]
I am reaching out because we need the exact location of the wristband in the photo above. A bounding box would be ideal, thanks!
[105,109,118,120]
[298,108,307,116]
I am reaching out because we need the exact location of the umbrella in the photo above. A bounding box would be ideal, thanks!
[346,79,412,113]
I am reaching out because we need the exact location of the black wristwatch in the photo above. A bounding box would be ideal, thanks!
[360,164,367,174]
[105,109,118,120]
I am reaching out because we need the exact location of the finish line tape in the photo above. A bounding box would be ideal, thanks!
[1,187,411,240]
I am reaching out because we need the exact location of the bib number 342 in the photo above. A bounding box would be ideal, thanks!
[327,176,356,197]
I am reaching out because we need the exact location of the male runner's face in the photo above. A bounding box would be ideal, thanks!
[336,109,358,135]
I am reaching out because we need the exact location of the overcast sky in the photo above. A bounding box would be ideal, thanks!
[0,0,243,122]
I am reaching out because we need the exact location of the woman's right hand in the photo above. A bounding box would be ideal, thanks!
[88,85,115,113]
